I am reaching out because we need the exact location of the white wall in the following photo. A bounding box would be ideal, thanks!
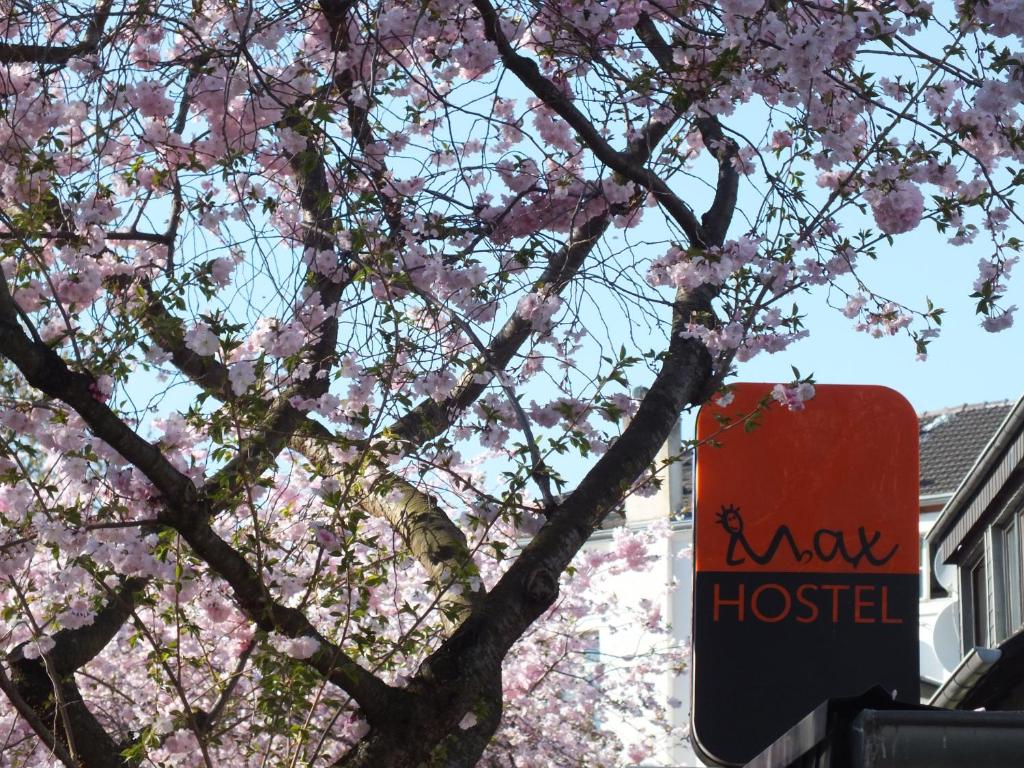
[582,523,701,767]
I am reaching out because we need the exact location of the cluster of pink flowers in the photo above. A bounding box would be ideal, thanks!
[771,382,817,412]
[866,181,925,235]
[516,291,563,334]
[856,302,915,338]
[268,633,321,660]
[184,322,220,357]
[647,237,761,292]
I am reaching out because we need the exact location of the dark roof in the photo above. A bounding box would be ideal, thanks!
[919,401,1013,498]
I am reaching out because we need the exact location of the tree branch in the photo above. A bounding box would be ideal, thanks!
[6,649,129,768]
[388,206,613,446]
[634,13,739,248]
[2,577,148,767]
[0,272,395,722]
[291,419,483,615]
[134,281,482,620]
[196,639,255,736]
[156,503,397,724]
[422,282,715,684]
[0,0,114,65]
[0,273,198,506]
[472,0,708,248]
[696,116,740,247]
[0,664,77,768]
[318,0,405,240]
[41,577,147,677]
[200,127,352,503]
[135,283,232,395]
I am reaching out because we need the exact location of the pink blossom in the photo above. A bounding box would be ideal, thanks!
[201,595,234,625]
[351,719,370,739]
[57,598,96,630]
[771,131,792,150]
[974,0,1024,38]
[268,633,321,659]
[163,730,198,755]
[858,302,913,337]
[611,528,653,572]
[868,181,924,235]
[627,743,650,764]
[21,635,55,660]
[128,79,174,118]
[228,360,256,395]
[731,146,757,175]
[314,526,340,550]
[416,369,458,402]
[982,307,1016,332]
[209,257,235,286]
[842,294,868,319]
[516,292,562,332]
[714,390,735,407]
[771,382,816,411]
[184,323,219,357]
[88,378,110,403]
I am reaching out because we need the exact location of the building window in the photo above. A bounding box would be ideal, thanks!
[999,515,1023,639]
[970,557,989,647]
[960,505,1024,651]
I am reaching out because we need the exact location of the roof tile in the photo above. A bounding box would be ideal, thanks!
[919,401,1013,497]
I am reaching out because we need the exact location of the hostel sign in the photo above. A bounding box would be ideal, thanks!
[691,384,919,767]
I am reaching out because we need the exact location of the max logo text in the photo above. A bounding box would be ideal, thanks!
[716,505,898,568]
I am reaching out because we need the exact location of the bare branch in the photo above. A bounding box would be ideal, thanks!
[0,0,114,65]
[0,664,77,768]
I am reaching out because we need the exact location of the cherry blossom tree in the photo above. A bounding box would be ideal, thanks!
[0,0,1020,766]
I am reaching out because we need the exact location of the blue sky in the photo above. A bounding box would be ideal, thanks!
[732,221,1023,416]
